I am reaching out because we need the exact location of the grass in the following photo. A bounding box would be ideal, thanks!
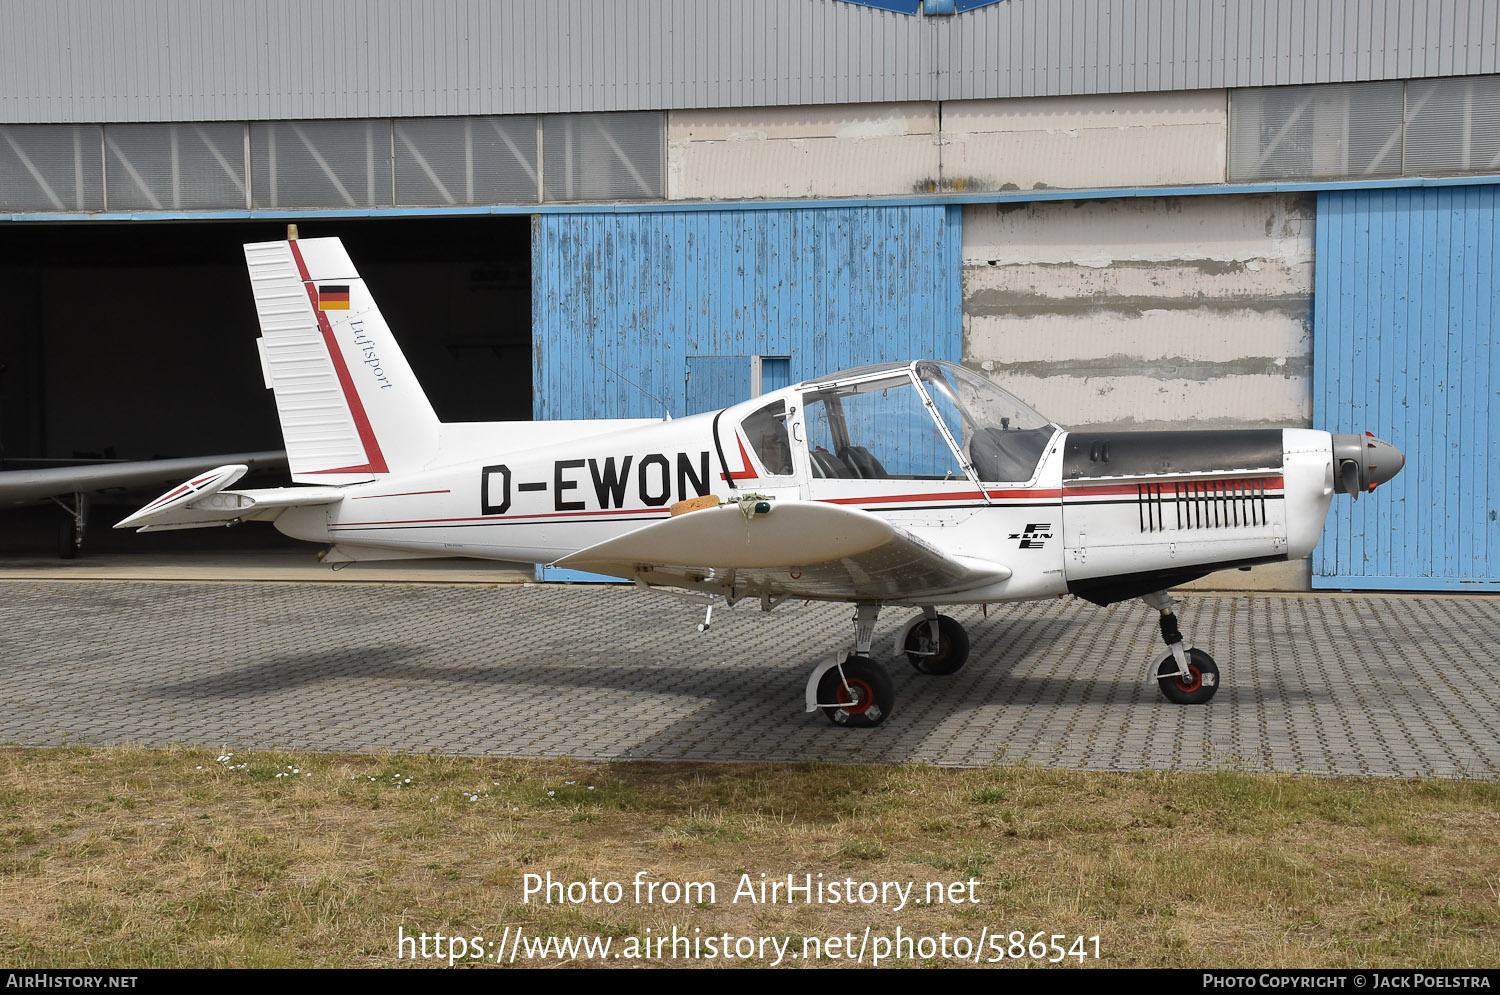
[0,746,1498,968]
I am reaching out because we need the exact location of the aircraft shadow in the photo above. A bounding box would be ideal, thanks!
[141,614,1071,701]
[133,613,1333,762]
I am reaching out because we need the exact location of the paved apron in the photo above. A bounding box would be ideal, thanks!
[2,581,1496,779]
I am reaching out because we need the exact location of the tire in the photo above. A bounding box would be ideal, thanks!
[903,614,970,675]
[1155,648,1220,705]
[56,515,78,560]
[817,656,895,728]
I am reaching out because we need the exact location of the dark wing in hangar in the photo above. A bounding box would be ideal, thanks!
[0,450,287,557]
[0,451,288,507]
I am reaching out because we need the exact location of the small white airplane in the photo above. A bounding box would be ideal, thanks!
[118,233,1405,728]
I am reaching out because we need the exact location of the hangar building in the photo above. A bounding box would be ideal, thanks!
[1,0,1496,590]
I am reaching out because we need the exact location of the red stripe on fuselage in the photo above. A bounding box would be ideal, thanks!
[331,475,1287,530]
[1061,474,1285,498]
[819,487,1062,506]
[720,436,759,481]
[351,489,453,500]
[287,241,388,475]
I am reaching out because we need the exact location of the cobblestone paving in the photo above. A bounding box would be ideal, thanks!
[3,581,1497,778]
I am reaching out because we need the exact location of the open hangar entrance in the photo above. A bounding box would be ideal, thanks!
[0,214,532,554]
[1,201,963,561]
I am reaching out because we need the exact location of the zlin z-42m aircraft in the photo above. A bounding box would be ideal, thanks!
[119,235,1405,729]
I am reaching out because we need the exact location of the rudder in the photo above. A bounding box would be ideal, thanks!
[244,236,439,483]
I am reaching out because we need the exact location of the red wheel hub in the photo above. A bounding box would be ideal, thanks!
[1174,664,1203,693]
[837,678,875,715]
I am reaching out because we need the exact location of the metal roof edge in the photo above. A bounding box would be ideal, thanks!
[8,174,1500,223]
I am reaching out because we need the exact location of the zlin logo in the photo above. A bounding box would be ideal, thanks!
[1010,523,1053,549]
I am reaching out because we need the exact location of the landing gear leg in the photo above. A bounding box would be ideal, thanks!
[804,602,895,728]
[1142,591,1219,705]
[49,492,88,560]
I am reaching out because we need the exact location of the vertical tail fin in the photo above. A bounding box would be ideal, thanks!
[243,236,439,484]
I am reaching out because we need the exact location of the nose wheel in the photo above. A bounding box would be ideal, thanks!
[1153,647,1219,704]
[1142,591,1221,705]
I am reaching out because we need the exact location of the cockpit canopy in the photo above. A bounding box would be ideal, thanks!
[915,361,1057,483]
[739,360,1059,485]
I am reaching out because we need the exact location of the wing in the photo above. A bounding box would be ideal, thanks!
[0,451,287,507]
[554,501,1010,601]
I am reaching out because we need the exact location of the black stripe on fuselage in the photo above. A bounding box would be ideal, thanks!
[1064,430,1284,480]
[710,409,735,491]
[1060,495,1284,507]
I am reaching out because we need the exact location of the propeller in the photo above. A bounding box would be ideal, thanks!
[1331,432,1405,500]
[1338,458,1363,502]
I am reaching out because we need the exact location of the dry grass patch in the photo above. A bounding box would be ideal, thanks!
[0,746,1497,967]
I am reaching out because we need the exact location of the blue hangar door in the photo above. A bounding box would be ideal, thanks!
[530,204,960,580]
[531,205,962,421]
[1313,185,1500,590]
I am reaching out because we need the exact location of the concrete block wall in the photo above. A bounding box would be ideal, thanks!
[666,90,1228,200]
[959,192,1317,590]
[960,193,1315,431]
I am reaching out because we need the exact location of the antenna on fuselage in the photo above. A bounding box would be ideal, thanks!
[599,361,673,421]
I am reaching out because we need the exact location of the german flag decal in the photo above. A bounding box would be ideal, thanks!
[318,285,351,310]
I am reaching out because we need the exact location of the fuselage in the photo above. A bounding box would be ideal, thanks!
[276,364,1354,608]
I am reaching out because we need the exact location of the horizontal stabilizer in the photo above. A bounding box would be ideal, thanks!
[115,465,342,531]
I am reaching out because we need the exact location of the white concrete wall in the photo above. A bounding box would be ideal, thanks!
[666,90,1228,200]
[961,193,1314,432]
[939,90,1227,192]
[960,192,1317,590]
[667,103,939,200]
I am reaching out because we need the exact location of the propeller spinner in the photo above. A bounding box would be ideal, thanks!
[1331,432,1405,501]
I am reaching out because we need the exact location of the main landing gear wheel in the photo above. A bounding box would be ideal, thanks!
[903,614,971,675]
[1154,648,1220,705]
[56,513,78,559]
[817,656,895,728]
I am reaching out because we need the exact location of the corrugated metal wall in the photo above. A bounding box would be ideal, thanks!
[939,0,1500,99]
[531,205,961,421]
[0,0,929,123]
[3,0,1497,124]
[1313,184,1500,590]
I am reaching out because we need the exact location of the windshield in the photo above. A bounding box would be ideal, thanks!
[741,399,793,476]
[914,362,1058,482]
